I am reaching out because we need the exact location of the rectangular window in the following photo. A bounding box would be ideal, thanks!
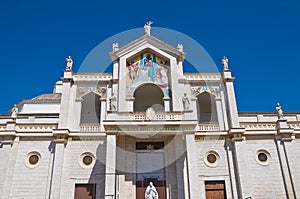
[74,183,96,199]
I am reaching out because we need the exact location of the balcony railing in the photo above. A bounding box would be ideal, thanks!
[106,112,184,121]
[80,123,100,132]
[198,123,219,131]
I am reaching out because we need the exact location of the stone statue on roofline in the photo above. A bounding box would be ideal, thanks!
[11,104,18,120]
[276,103,284,119]
[144,21,153,35]
[112,43,119,52]
[177,44,183,52]
[222,56,229,71]
[66,56,73,71]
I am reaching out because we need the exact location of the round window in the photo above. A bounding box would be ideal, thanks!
[80,152,95,168]
[83,155,93,165]
[25,152,41,168]
[204,151,220,167]
[256,149,271,166]
[207,153,217,164]
[29,154,39,165]
[258,152,268,162]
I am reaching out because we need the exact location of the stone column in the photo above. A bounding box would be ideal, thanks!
[105,134,116,199]
[50,130,69,199]
[275,119,296,198]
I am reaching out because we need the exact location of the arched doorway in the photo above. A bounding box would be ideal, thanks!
[197,92,218,122]
[80,92,101,123]
[134,84,164,111]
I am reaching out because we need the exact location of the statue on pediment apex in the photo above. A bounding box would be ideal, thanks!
[144,21,153,35]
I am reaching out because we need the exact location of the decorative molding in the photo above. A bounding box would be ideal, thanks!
[15,124,57,132]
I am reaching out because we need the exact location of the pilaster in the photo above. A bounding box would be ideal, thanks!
[275,119,296,198]
[58,71,74,129]
[222,70,239,128]
[215,96,225,131]
[100,98,107,131]
[0,120,17,198]
[105,134,116,199]
[164,97,171,112]
[50,129,69,199]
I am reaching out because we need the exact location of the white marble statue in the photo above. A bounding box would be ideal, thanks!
[11,104,18,120]
[109,93,117,111]
[222,56,229,70]
[182,93,190,110]
[144,21,153,35]
[112,43,119,52]
[145,182,159,199]
[66,56,73,71]
[177,44,183,52]
[146,107,155,120]
[276,103,284,119]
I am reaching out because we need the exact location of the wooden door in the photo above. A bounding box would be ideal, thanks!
[205,181,226,199]
[74,184,96,199]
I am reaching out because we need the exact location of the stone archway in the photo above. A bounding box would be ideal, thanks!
[134,84,164,112]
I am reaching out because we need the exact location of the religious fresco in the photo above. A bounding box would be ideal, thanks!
[190,85,220,98]
[77,84,107,98]
[126,53,170,98]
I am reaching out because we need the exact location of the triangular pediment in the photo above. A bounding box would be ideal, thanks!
[109,34,186,62]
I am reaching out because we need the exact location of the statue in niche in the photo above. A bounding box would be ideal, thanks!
[182,93,190,110]
[144,21,153,35]
[276,103,284,119]
[146,107,155,121]
[145,182,159,199]
[66,56,73,71]
[11,104,18,120]
[222,56,229,70]
[109,93,117,111]
[112,43,119,52]
[177,44,183,52]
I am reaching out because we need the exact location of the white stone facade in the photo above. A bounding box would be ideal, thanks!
[0,31,300,199]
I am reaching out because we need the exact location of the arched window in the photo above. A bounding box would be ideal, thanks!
[197,92,218,122]
[134,84,164,112]
[80,92,101,123]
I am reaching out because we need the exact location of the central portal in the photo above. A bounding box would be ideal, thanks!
[136,142,166,199]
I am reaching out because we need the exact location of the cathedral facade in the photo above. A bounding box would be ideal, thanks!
[0,25,300,199]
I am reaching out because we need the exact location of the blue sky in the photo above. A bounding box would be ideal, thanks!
[0,0,299,113]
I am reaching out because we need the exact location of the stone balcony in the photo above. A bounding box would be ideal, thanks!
[198,122,220,131]
[105,111,184,121]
